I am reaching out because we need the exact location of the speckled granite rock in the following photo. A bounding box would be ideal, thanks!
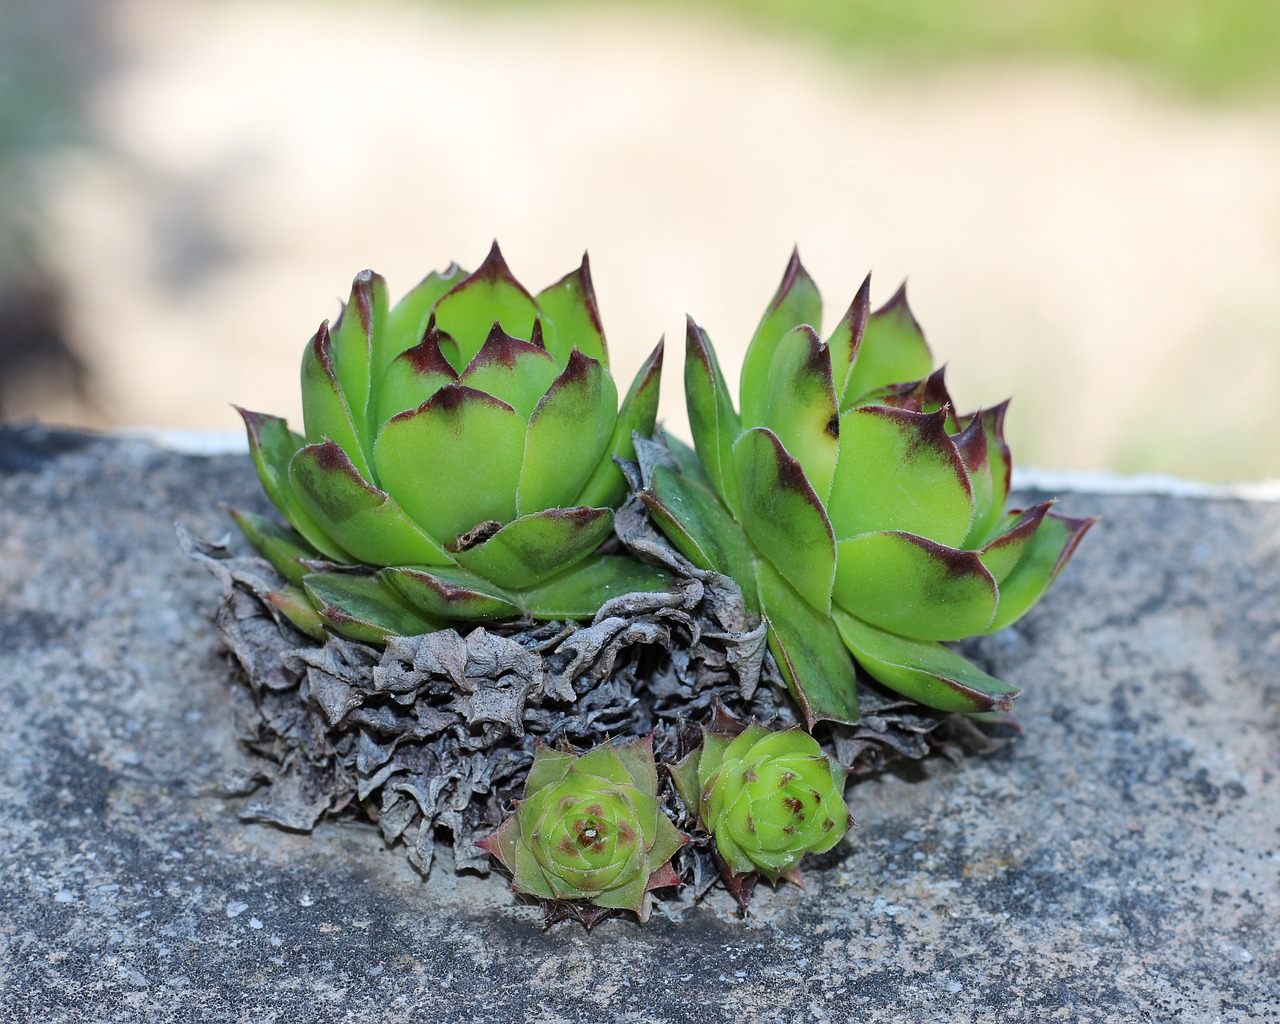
[1,424,1276,1023]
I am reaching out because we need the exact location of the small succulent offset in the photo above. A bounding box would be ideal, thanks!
[644,252,1095,726]
[233,243,670,643]
[671,721,851,898]
[478,737,686,923]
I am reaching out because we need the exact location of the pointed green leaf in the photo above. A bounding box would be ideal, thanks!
[374,385,526,543]
[377,263,467,380]
[521,555,671,620]
[453,506,614,589]
[289,440,455,567]
[834,532,998,640]
[374,323,459,426]
[431,241,540,368]
[328,270,387,445]
[740,249,822,428]
[978,501,1054,582]
[824,274,870,403]
[832,607,1019,714]
[755,561,859,727]
[303,571,441,643]
[381,565,521,621]
[983,511,1097,633]
[761,325,839,503]
[952,411,997,546]
[979,399,1013,516]
[642,465,757,609]
[684,318,743,517]
[264,584,326,640]
[228,507,320,584]
[574,339,664,509]
[300,322,373,479]
[236,407,349,561]
[842,283,933,407]
[732,427,835,614]
[663,433,714,491]
[534,253,608,367]
[458,323,559,419]
[518,349,616,515]
[828,406,974,546]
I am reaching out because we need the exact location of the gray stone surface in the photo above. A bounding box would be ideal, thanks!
[0,423,1277,1023]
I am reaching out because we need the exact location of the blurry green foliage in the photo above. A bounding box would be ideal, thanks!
[443,0,1280,100]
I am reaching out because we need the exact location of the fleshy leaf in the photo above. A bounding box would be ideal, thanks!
[642,465,757,609]
[228,506,320,584]
[824,274,871,405]
[236,407,348,561]
[841,283,933,408]
[832,608,1020,714]
[300,322,373,479]
[458,323,559,419]
[978,400,1013,516]
[377,263,467,380]
[684,318,743,518]
[755,561,860,727]
[303,571,441,643]
[732,427,835,614]
[263,584,326,640]
[977,501,1054,582]
[521,555,671,620]
[374,385,526,543]
[288,440,454,567]
[574,339,664,509]
[534,253,608,367]
[375,322,459,426]
[951,411,997,547]
[381,565,522,621]
[982,511,1097,633]
[740,249,822,428]
[453,506,614,590]
[761,325,839,503]
[663,433,714,491]
[431,242,540,369]
[328,270,387,445]
[833,532,998,640]
[827,406,974,547]
[518,349,616,515]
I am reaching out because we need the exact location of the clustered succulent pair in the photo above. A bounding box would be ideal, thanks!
[231,242,1092,923]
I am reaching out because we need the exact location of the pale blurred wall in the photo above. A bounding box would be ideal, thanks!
[17,0,1280,480]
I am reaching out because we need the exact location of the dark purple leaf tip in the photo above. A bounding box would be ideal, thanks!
[950,409,989,471]
[889,532,992,581]
[398,326,458,380]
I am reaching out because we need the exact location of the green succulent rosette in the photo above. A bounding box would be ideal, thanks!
[671,723,851,886]
[233,243,670,643]
[478,737,686,921]
[644,252,1095,725]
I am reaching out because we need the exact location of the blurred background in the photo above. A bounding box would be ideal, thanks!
[2,0,1279,480]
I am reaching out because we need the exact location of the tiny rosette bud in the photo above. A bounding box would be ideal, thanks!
[677,725,851,883]
[478,737,686,920]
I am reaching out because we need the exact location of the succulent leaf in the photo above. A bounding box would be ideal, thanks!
[303,571,441,643]
[574,340,664,509]
[761,325,840,504]
[732,427,835,614]
[377,263,467,380]
[740,249,822,428]
[533,254,608,367]
[228,507,320,584]
[980,511,1097,634]
[381,565,522,621]
[452,506,614,590]
[684,318,743,518]
[374,324,459,425]
[431,242,541,369]
[263,584,327,640]
[827,405,974,547]
[328,270,388,446]
[457,323,560,419]
[841,283,933,407]
[479,737,687,921]
[754,561,859,726]
[300,322,373,479]
[977,501,1054,582]
[374,385,526,543]
[833,532,999,641]
[951,411,997,547]
[518,349,617,515]
[831,607,1020,713]
[288,440,455,568]
[823,275,871,403]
